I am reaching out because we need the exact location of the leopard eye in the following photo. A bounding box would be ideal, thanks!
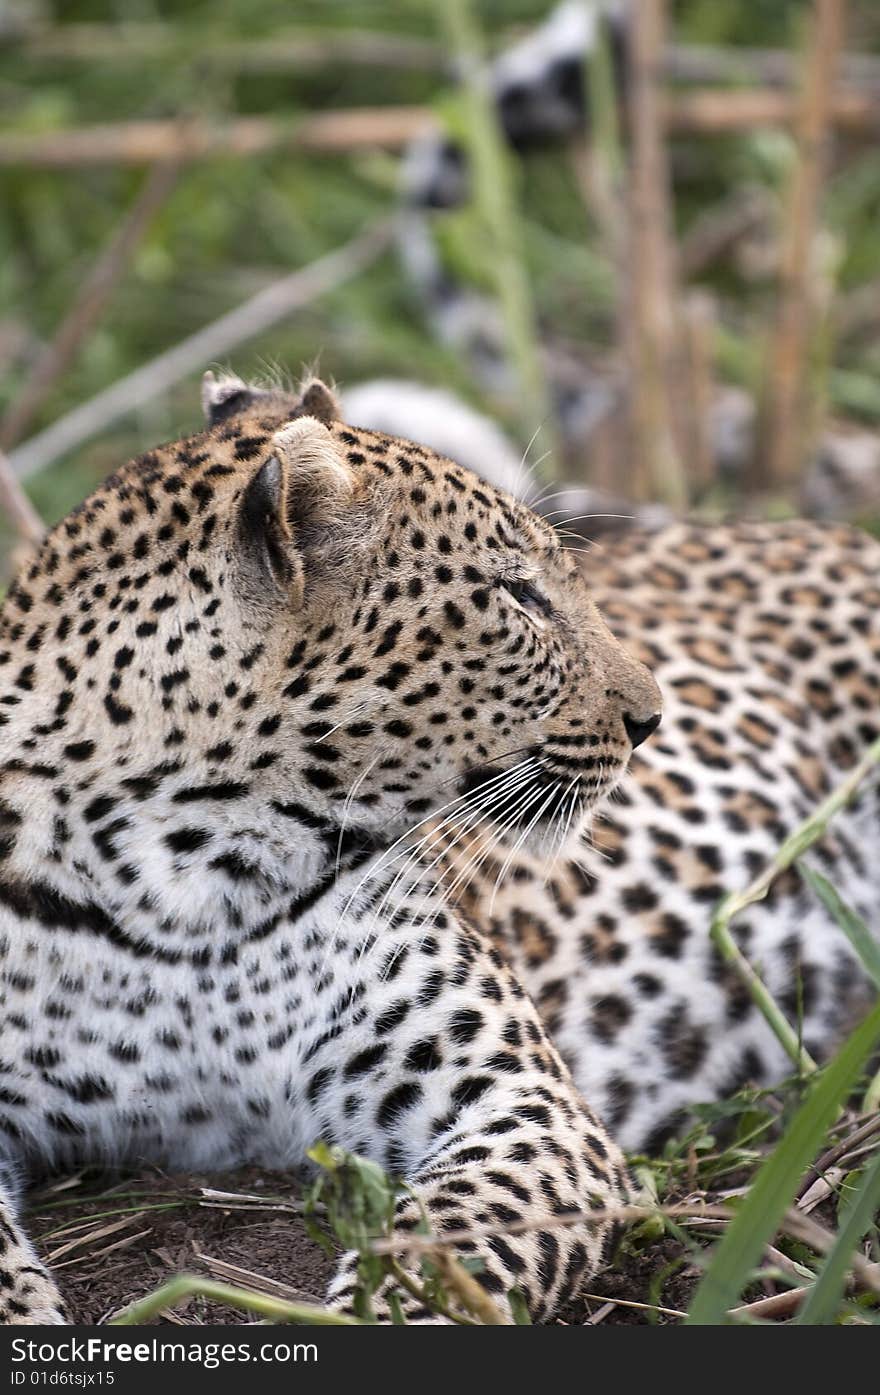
[501,577,551,615]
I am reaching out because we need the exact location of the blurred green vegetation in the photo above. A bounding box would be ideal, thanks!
[2,1,880,543]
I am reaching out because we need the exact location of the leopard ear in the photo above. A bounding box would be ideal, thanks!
[201,370,266,426]
[295,377,340,426]
[272,416,354,526]
[203,371,340,428]
[237,416,355,601]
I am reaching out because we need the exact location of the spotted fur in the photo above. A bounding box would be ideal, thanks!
[0,374,661,1324]
[449,520,880,1152]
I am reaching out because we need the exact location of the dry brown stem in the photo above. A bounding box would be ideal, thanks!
[626,0,688,508]
[758,0,847,490]
[0,163,178,450]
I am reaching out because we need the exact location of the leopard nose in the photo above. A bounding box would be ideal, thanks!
[623,711,661,749]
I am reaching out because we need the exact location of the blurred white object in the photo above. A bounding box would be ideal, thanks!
[341,377,669,537]
[342,379,527,497]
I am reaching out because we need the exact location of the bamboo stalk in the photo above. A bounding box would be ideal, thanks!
[666,85,876,134]
[626,0,688,508]
[0,109,432,167]
[1,89,877,170]
[439,0,555,470]
[681,291,717,492]
[0,163,178,450]
[758,0,847,490]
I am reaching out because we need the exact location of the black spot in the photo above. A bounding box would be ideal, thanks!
[404,1038,442,1073]
[63,741,95,762]
[377,1080,423,1128]
[449,1008,484,1044]
[344,1043,389,1078]
[450,1076,493,1110]
[165,827,213,855]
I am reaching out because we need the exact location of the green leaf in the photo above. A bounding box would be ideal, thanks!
[837,1168,865,1229]
[796,1147,880,1325]
[507,1288,532,1325]
[798,863,880,989]
[686,998,880,1324]
[801,865,879,982]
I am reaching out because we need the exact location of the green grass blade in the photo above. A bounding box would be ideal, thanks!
[796,1147,880,1325]
[686,998,880,1324]
[799,863,880,989]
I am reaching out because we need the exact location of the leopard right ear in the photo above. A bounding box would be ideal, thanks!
[295,377,340,427]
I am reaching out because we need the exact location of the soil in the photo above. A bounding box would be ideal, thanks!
[27,1167,696,1326]
[27,1168,336,1326]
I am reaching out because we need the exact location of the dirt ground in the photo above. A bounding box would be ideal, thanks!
[26,1168,696,1326]
[27,1168,337,1326]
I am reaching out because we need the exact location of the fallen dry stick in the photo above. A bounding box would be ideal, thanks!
[0,444,43,544]
[9,219,393,482]
[0,162,179,450]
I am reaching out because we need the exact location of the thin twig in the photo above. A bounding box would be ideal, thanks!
[385,1258,478,1326]
[797,1113,880,1201]
[0,163,178,450]
[663,41,880,92]
[580,1291,689,1321]
[0,444,43,545]
[8,219,393,482]
[370,1201,733,1257]
[709,731,880,1073]
[194,1252,320,1305]
[782,1206,880,1296]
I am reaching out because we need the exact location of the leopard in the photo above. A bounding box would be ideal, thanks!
[0,371,662,1325]
[2,370,879,1327]
[437,518,880,1154]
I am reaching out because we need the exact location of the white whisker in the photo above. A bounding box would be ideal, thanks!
[334,753,382,881]
[414,778,551,935]
[367,763,542,945]
[488,781,563,916]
